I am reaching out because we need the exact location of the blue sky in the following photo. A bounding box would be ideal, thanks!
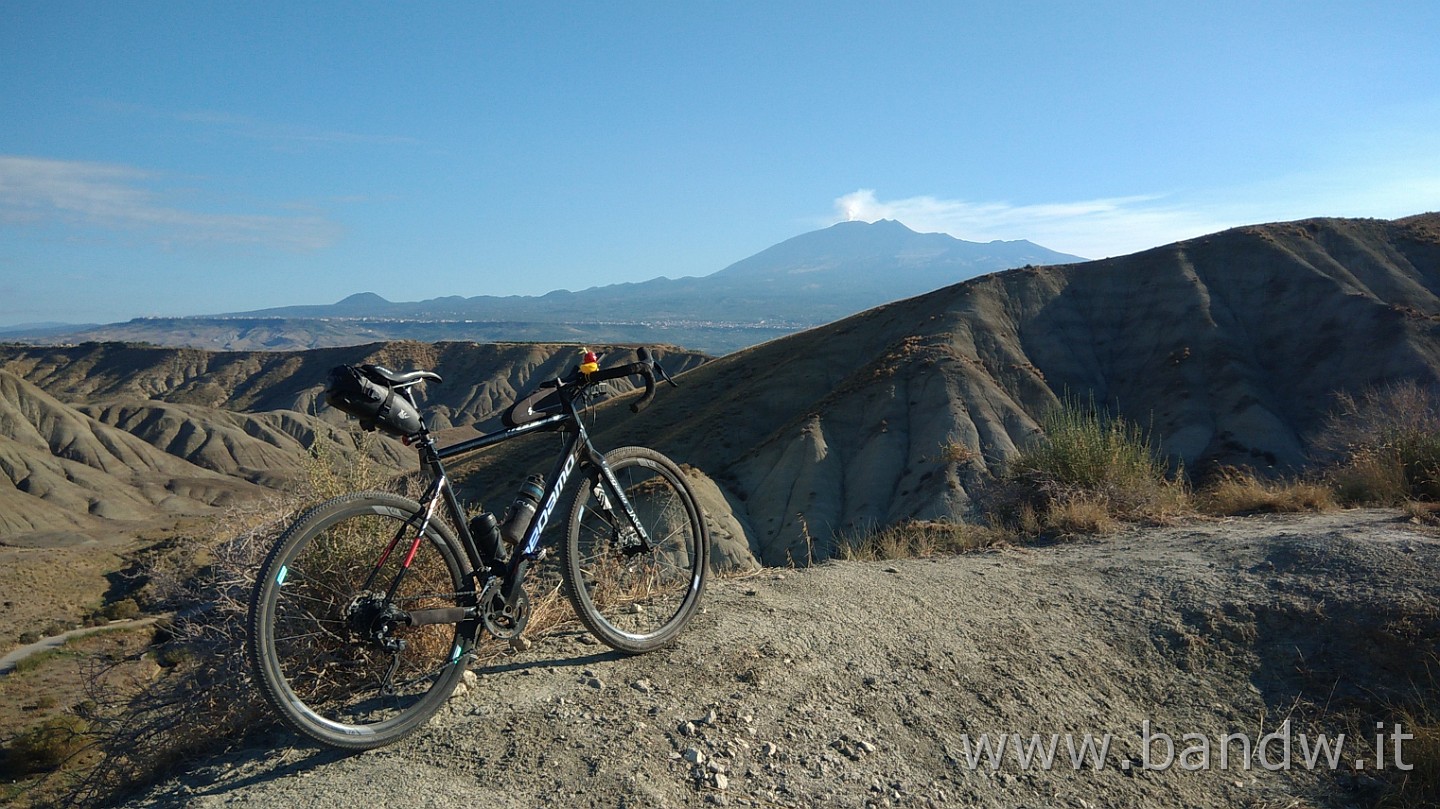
[2,1,1438,327]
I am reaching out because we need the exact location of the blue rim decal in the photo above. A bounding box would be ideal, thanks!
[276,565,289,585]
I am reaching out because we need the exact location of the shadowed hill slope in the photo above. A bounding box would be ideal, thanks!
[454,214,1440,564]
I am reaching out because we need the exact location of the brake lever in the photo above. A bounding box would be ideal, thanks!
[654,358,679,388]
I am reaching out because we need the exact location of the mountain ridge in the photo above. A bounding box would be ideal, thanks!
[3,220,1083,354]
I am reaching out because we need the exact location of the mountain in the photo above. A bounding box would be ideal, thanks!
[235,220,1081,324]
[450,213,1440,565]
[4,221,1083,354]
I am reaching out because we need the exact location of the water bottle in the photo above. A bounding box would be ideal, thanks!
[500,474,545,546]
[468,511,503,563]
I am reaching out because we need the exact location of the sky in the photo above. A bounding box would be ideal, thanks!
[2,1,1439,327]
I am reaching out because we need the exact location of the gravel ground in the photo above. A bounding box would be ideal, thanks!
[118,509,1440,809]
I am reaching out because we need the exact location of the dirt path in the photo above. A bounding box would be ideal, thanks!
[0,617,161,675]
[119,509,1439,808]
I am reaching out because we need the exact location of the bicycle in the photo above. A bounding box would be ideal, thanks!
[247,347,709,750]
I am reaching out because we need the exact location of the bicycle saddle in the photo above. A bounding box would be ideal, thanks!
[361,365,443,386]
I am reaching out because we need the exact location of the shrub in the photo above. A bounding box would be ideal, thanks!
[102,598,141,622]
[1313,381,1440,504]
[990,395,1186,536]
[4,715,89,776]
[69,498,287,805]
[68,435,424,805]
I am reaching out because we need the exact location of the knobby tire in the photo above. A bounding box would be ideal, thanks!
[561,446,709,654]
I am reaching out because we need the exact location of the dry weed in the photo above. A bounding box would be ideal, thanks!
[1044,496,1119,536]
[1313,381,1440,504]
[837,520,1006,561]
[63,434,428,806]
[1199,468,1336,516]
[1378,705,1440,807]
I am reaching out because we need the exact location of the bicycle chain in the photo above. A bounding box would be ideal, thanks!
[391,590,479,604]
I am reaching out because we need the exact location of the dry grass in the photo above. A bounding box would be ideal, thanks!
[1368,658,1440,809]
[837,519,1007,561]
[937,439,980,465]
[1328,449,1413,507]
[1043,495,1120,536]
[1313,381,1440,505]
[1402,500,1440,525]
[1198,468,1337,516]
[1375,706,1440,808]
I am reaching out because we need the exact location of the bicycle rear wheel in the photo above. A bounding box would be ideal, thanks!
[562,446,708,654]
[248,491,473,750]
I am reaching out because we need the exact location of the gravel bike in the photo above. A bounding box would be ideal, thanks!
[247,348,709,749]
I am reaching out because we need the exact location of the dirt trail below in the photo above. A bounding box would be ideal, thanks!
[120,510,1439,808]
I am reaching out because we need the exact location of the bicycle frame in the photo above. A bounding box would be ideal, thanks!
[387,379,654,625]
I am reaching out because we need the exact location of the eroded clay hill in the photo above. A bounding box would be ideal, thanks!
[455,214,1440,564]
[0,341,707,433]
[0,341,707,499]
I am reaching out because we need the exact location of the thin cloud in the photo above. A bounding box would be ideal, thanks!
[834,189,1233,260]
[0,155,341,250]
[833,162,1440,260]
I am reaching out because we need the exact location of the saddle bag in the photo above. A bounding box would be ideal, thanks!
[325,365,423,438]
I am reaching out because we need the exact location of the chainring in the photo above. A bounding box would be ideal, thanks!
[478,578,531,640]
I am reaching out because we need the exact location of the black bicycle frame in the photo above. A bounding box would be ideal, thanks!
[401,380,654,610]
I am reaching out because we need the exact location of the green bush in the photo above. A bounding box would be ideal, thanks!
[994,395,1186,535]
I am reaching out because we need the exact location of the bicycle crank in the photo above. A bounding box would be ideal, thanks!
[478,578,531,639]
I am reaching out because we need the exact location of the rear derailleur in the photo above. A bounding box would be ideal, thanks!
[345,592,409,653]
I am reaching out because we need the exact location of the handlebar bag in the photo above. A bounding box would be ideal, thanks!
[325,364,423,437]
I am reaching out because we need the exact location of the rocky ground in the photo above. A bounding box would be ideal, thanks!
[117,509,1440,808]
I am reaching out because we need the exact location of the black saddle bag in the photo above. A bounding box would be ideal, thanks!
[325,365,423,437]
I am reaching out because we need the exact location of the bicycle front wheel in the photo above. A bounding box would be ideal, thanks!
[248,491,474,750]
[562,446,709,654]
